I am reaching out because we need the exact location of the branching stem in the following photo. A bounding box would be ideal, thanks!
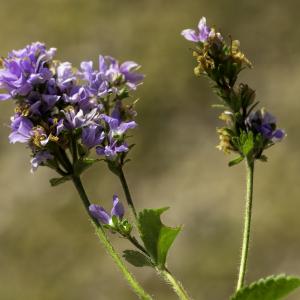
[71,175,153,300]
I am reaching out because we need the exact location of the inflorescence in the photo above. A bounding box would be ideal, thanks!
[182,17,285,165]
[0,42,144,173]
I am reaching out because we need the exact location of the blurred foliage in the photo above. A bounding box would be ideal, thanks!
[0,0,300,299]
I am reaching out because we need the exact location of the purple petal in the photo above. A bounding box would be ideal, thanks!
[9,131,29,143]
[115,144,128,153]
[262,111,276,125]
[9,116,33,144]
[124,72,144,83]
[56,119,65,135]
[81,61,93,73]
[117,121,137,135]
[98,55,107,73]
[42,94,60,108]
[96,146,105,156]
[30,151,53,173]
[101,114,119,129]
[272,129,286,141]
[260,124,273,139]
[198,17,206,31]
[120,61,139,73]
[82,125,105,148]
[110,104,121,120]
[17,83,32,96]
[197,17,211,42]
[181,29,200,42]
[0,93,11,101]
[80,61,94,81]
[103,145,117,158]
[111,194,124,219]
[89,204,110,224]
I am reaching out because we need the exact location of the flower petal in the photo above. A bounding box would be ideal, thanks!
[181,29,199,42]
[111,194,124,219]
[89,204,110,224]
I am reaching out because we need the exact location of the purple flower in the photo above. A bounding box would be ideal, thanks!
[56,62,77,92]
[246,108,286,142]
[82,124,105,148]
[27,91,60,115]
[63,86,95,112]
[59,107,86,131]
[181,17,211,43]
[102,104,137,141]
[9,114,33,144]
[96,141,129,159]
[0,43,143,177]
[0,42,56,100]
[57,105,102,135]
[100,55,144,90]
[30,151,53,173]
[89,194,124,225]
[80,56,144,96]
[96,103,136,159]
[80,60,111,98]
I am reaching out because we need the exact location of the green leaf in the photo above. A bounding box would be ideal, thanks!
[229,156,244,167]
[123,250,153,268]
[73,158,99,175]
[111,215,119,228]
[259,155,268,162]
[107,160,121,176]
[241,131,254,156]
[230,275,300,300]
[138,208,181,268]
[49,175,72,186]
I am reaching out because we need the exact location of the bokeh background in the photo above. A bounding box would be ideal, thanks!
[0,0,300,299]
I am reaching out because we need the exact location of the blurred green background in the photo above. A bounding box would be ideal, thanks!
[0,0,300,299]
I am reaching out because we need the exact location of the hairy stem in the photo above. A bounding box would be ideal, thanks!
[236,158,254,291]
[72,175,153,300]
[159,268,192,300]
[118,169,192,300]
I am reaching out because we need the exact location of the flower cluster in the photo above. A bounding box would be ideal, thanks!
[0,42,144,174]
[182,18,285,164]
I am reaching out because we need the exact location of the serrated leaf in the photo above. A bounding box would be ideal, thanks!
[123,250,153,268]
[229,156,244,167]
[138,208,181,268]
[49,175,72,186]
[231,275,300,300]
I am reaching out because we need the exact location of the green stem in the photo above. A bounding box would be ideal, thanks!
[118,167,138,221]
[118,169,192,300]
[127,235,148,255]
[53,146,71,173]
[159,269,192,300]
[71,135,78,164]
[236,158,254,291]
[72,175,153,300]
